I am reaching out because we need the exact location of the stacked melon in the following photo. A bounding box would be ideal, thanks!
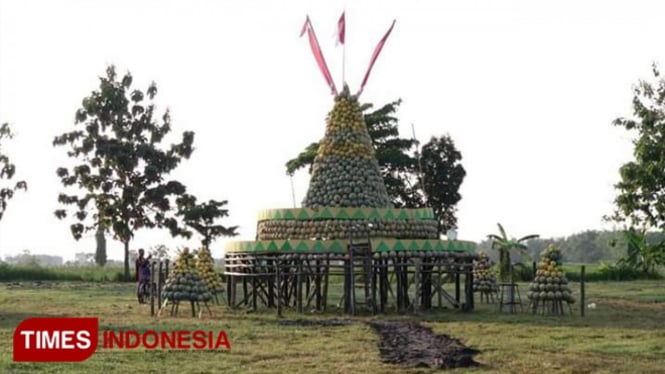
[302,85,392,209]
[527,245,575,304]
[161,248,213,303]
[473,251,498,293]
[257,219,438,240]
[195,246,223,295]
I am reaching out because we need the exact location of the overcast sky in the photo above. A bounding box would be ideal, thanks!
[0,0,661,262]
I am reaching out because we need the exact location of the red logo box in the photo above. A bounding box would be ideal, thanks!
[13,317,99,362]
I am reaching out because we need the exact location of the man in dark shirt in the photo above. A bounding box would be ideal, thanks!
[135,248,152,304]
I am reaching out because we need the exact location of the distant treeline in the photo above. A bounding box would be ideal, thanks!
[477,229,665,265]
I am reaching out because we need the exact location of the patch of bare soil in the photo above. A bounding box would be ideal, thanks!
[368,320,481,370]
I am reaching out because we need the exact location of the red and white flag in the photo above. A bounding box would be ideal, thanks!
[336,12,345,46]
[358,19,396,95]
[300,16,337,95]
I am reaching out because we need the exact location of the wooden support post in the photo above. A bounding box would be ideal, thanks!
[276,257,282,317]
[379,258,387,313]
[322,256,329,312]
[296,256,303,313]
[455,268,461,304]
[157,261,163,310]
[371,256,378,315]
[242,276,248,307]
[580,265,586,317]
[413,258,421,312]
[267,257,275,308]
[251,271,258,311]
[532,261,537,281]
[150,261,156,316]
[437,264,443,308]
[348,249,356,316]
[463,264,474,312]
[315,259,322,311]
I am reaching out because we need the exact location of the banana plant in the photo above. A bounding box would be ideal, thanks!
[487,223,539,282]
[617,228,665,274]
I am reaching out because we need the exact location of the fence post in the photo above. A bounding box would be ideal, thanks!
[580,265,585,317]
[532,261,537,280]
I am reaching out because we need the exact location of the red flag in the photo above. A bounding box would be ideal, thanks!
[336,12,345,45]
[300,16,337,95]
[358,20,396,95]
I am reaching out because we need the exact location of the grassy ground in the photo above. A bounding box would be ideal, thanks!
[1,280,664,373]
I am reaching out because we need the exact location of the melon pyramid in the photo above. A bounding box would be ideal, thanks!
[302,85,392,208]
[527,245,575,312]
[195,246,223,295]
[473,251,498,293]
[161,247,213,303]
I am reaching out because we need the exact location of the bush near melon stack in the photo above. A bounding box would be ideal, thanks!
[161,248,213,303]
[195,246,223,294]
[527,245,575,304]
[302,85,392,209]
[473,251,498,293]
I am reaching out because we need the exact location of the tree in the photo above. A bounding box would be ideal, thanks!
[285,99,421,207]
[175,194,239,247]
[148,244,172,261]
[53,66,194,281]
[487,223,539,282]
[609,63,665,231]
[94,225,107,267]
[420,135,466,235]
[0,123,27,222]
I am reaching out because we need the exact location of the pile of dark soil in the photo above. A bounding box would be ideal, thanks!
[368,320,481,369]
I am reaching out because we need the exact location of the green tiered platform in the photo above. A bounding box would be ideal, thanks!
[224,86,478,315]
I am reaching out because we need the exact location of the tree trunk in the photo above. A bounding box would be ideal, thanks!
[124,239,130,282]
[95,226,107,267]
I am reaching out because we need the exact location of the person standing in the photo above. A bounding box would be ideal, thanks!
[135,248,152,304]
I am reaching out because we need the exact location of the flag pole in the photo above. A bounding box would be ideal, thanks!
[290,176,297,208]
[411,123,428,202]
[309,18,337,95]
[342,9,346,85]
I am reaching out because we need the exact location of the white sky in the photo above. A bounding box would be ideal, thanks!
[0,0,660,262]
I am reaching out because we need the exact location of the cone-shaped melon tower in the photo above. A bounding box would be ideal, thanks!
[527,245,575,305]
[161,247,213,303]
[303,85,392,208]
[473,251,498,293]
[195,246,223,295]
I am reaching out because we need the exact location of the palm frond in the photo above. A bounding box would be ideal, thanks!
[497,223,507,240]
[517,234,539,243]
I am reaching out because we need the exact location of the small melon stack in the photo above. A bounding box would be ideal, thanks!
[527,245,575,305]
[161,247,213,303]
[473,251,498,293]
[195,246,224,295]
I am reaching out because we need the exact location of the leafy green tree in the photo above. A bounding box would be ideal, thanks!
[609,63,665,231]
[0,123,27,222]
[175,194,239,247]
[420,135,466,235]
[487,223,539,282]
[53,66,194,281]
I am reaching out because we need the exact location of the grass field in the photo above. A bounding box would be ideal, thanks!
[1,280,665,373]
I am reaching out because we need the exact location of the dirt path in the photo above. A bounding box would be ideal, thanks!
[368,320,481,370]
